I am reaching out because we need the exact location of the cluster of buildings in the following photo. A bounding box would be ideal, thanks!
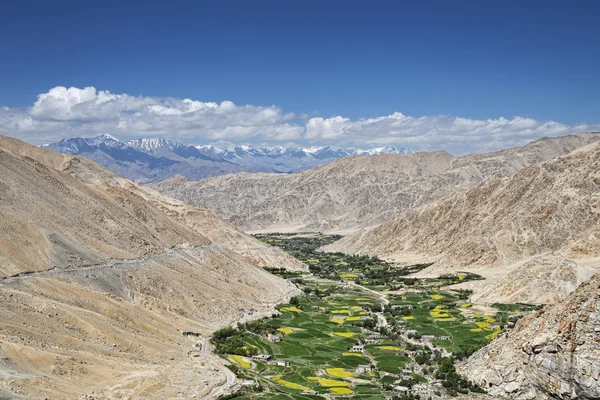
[250,354,290,367]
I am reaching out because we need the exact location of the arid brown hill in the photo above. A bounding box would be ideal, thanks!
[324,142,600,304]
[325,142,600,268]
[0,136,302,399]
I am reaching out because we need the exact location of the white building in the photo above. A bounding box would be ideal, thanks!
[252,354,272,361]
[349,344,364,353]
[393,386,410,394]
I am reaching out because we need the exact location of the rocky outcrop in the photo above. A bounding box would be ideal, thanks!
[459,274,600,399]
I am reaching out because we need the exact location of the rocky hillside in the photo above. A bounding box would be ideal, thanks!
[0,135,304,276]
[459,273,600,399]
[153,132,600,233]
[325,142,600,270]
[468,255,597,305]
[0,136,302,399]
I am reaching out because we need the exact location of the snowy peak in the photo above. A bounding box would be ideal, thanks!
[43,135,413,159]
[301,146,328,154]
[127,137,183,151]
[353,145,411,156]
[92,133,120,144]
[192,144,411,160]
[43,134,124,154]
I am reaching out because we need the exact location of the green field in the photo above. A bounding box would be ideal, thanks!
[214,292,392,398]
[217,233,530,399]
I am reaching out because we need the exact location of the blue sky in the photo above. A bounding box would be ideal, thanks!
[1,0,599,154]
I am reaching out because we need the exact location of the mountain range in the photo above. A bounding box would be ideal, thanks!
[42,134,411,182]
[152,132,600,234]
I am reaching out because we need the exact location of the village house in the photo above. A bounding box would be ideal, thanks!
[355,364,376,375]
[396,374,414,382]
[349,344,364,353]
[391,304,413,310]
[392,386,410,394]
[267,333,282,342]
[252,354,272,361]
[270,359,290,367]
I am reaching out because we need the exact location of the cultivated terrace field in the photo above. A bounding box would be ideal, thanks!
[215,234,536,400]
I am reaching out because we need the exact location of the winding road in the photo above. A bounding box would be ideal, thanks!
[199,338,237,400]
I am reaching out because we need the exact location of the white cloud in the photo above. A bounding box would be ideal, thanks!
[305,116,350,140]
[302,112,598,153]
[0,85,598,154]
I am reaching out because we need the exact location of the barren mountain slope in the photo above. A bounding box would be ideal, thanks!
[152,132,600,232]
[468,255,597,305]
[325,142,600,268]
[0,136,300,399]
[458,273,600,399]
[0,135,305,275]
[324,142,600,304]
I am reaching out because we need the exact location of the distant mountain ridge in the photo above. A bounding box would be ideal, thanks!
[152,132,600,234]
[42,134,411,182]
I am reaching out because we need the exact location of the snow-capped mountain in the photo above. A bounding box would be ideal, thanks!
[127,137,185,152]
[44,134,124,153]
[354,144,410,156]
[43,134,412,183]
[193,144,411,161]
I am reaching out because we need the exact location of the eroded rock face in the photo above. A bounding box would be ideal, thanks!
[459,274,600,399]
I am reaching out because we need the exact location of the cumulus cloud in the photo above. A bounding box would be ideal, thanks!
[302,112,597,153]
[305,116,350,140]
[0,86,598,154]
